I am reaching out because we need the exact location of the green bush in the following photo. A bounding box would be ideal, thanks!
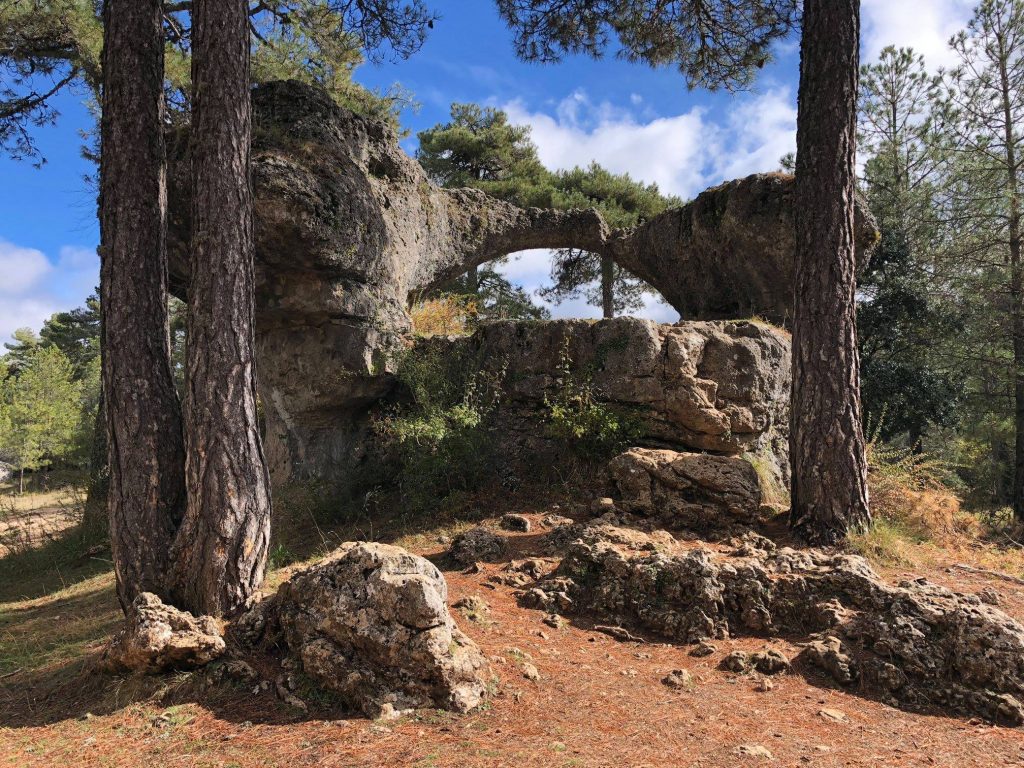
[543,339,641,460]
[377,344,505,510]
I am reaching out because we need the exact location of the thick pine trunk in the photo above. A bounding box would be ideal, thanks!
[467,264,480,294]
[600,255,615,318]
[99,0,186,610]
[80,386,109,535]
[168,0,271,616]
[789,0,870,544]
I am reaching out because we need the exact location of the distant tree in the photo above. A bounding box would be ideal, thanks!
[543,163,681,317]
[417,102,552,296]
[932,0,1024,519]
[418,106,680,317]
[857,47,963,447]
[0,346,81,493]
[2,328,41,377]
[39,293,101,379]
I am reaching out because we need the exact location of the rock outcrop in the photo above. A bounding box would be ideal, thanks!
[164,81,873,482]
[102,592,225,674]
[236,542,490,717]
[608,447,766,531]
[427,316,791,496]
[523,525,1024,725]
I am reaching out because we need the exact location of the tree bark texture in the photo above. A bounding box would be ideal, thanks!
[99,0,186,610]
[168,0,272,616]
[789,0,871,544]
[600,255,615,318]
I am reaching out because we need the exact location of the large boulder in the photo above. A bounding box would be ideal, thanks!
[608,447,766,531]
[242,542,491,717]
[164,81,873,483]
[101,592,225,674]
[525,525,1024,725]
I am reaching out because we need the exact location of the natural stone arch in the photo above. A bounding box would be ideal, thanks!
[166,80,877,482]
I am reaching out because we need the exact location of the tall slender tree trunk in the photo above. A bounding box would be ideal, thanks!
[99,0,186,610]
[168,0,271,616]
[789,0,871,544]
[1000,51,1024,521]
[600,255,615,318]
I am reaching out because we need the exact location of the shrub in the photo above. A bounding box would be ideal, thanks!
[409,293,478,338]
[377,344,505,510]
[543,338,641,460]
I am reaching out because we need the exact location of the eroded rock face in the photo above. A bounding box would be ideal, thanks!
[102,592,225,674]
[430,316,791,492]
[164,81,871,483]
[526,525,1024,725]
[608,447,765,531]
[240,542,490,717]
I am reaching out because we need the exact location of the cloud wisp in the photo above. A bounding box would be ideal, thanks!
[0,239,98,345]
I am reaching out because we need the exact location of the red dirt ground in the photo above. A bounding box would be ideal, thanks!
[3,508,1024,768]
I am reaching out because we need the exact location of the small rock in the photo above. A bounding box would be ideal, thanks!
[662,669,694,689]
[755,678,774,692]
[452,595,491,623]
[449,527,508,566]
[101,592,225,674]
[690,641,717,658]
[543,614,567,629]
[751,648,790,675]
[590,497,616,515]
[734,744,773,760]
[720,651,749,673]
[522,663,541,681]
[818,708,848,723]
[799,636,857,685]
[500,514,531,533]
[540,514,573,529]
[594,625,644,643]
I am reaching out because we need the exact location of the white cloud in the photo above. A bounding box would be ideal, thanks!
[862,0,975,70]
[0,238,98,346]
[503,87,796,200]
[0,241,52,296]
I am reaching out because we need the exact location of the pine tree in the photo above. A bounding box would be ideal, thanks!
[933,0,1024,518]
[0,346,82,494]
[857,47,963,446]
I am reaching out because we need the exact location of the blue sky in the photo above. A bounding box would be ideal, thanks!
[0,0,977,343]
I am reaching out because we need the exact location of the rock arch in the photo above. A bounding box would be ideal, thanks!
[167,81,876,482]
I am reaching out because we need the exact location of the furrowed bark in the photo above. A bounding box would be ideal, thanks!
[99,0,186,610]
[789,0,871,544]
[168,0,271,616]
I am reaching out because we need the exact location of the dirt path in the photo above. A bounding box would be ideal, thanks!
[3,508,1024,767]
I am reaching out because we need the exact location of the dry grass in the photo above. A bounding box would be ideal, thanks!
[849,441,1024,577]
[409,294,478,338]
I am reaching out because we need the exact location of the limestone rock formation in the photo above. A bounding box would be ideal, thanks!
[164,80,871,482]
[430,316,791,492]
[237,542,490,717]
[525,525,1024,725]
[608,447,765,531]
[102,592,225,674]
